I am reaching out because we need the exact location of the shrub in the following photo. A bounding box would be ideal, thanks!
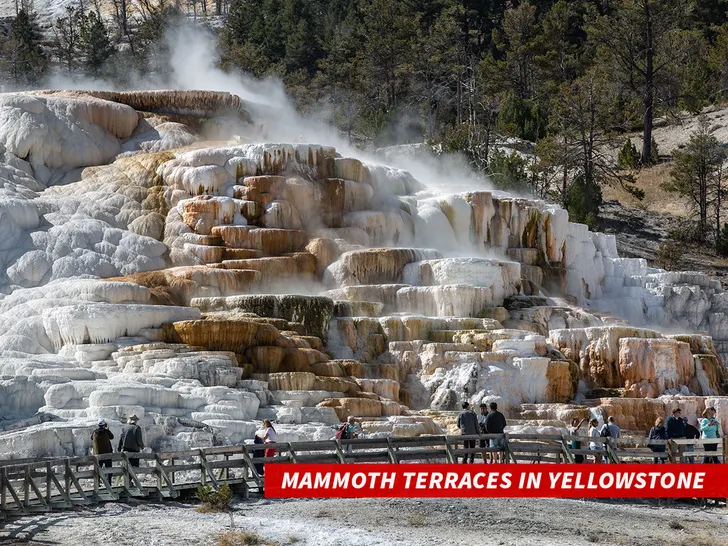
[408,514,427,526]
[617,138,640,169]
[218,531,271,546]
[565,175,602,228]
[488,149,531,193]
[497,92,546,141]
[717,223,728,257]
[655,241,682,270]
[670,220,707,245]
[196,483,233,512]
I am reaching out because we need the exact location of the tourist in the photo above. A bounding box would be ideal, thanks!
[603,415,621,438]
[117,415,144,467]
[588,419,602,464]
[648,417,667,463]
[601,416,621,446]
[478,403,489,462]
[347,415,363,438]
[252,434,266,475]
[485,402,508,464]
[456,401,479,464]
[666,408,686,438]
[700,407,721,464]
[343,416,363,453]
[684,418,700,463]
[259,419,277,458]
[568,417,587,463]
[91,419,114,467]
[666,407,686,462]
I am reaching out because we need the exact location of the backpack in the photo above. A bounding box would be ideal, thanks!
[600,424,611,438]
[335,423,350,440]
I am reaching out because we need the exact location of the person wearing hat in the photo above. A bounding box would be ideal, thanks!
[666,408,686,439]
[117,415,145,467]
[666,407,686,461]
[91,419,114,467]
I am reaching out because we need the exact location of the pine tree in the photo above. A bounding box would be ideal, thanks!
[281,0,322,75]
[80,11,116,76]
[662,116,727,242]
[4,9,48,87]
[617,139,640,170]
[588,0,694,165]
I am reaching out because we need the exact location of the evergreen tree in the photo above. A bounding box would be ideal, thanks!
[588,0,694,165]
[358,0,418,111]
[4,9,48,87]
[662,116,727,242]
[281,0,323,75]
[80,11,116,76]
[617,139,640,170]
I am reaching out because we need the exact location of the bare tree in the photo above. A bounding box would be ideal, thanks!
[52,5,82,73]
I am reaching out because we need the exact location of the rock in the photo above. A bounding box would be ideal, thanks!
[317,397,383,421]
[162,317,279,352]
[191,294,334,339]
[267,372,317,391]
[618,338,695,396]
[245,346,286,373]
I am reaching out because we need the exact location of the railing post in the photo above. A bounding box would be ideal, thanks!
[123,456,130,493]
[64,460,71,501]
[46,462,52,506]
[93,457,99,500]
[23,466,30,511]
[443,437,455,464]
[385,437,398,464]
[199,450,206,486]
[156,458,162,493]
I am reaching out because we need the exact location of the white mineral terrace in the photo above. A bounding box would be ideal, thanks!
[0,90,726,459]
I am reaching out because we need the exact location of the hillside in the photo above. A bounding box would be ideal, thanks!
[598,105,728,281]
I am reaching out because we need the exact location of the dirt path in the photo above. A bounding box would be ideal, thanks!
[1,496,726,546]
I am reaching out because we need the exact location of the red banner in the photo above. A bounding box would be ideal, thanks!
[264,464,728,498]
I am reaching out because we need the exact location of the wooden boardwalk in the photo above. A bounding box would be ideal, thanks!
[0,433,725,520]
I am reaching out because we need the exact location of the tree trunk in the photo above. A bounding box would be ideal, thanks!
[562,142,569,207]
[716,173,722,251]
[641,0,654,165]
[701,166,708,238]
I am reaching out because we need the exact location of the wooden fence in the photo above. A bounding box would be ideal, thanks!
[0,433,725,520]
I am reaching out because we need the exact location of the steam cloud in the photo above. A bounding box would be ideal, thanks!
[45,19,494,195]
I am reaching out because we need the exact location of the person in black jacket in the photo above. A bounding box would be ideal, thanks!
[91,419,114,468]
[456,402,479,464]
[485,402,507,463]
[666,408,686,462]
[117,415,145,467]
[648,417,667,463]
[666,408,686,438]
[478,403,489,462]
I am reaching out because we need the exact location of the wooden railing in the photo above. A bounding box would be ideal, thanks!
[0,433,725,519]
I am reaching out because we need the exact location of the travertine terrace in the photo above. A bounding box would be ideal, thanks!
[0,89,726,458]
